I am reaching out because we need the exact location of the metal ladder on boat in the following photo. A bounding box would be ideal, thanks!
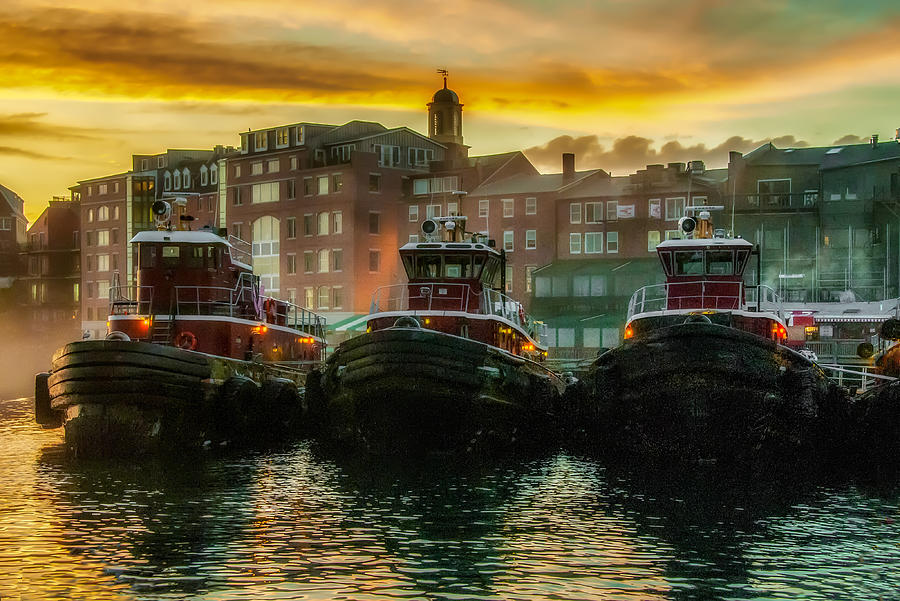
[149,297,176,345]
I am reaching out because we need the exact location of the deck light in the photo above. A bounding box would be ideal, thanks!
[624,326,634,340]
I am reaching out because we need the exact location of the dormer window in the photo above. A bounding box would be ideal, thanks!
[210,163,218,185]
[254,131,267,151]
[163,171,172,191]
[173,170,181,190]
[276,127,289,147]
[200,165,209,186]
[182,167,190,189]
[296,125,305,146]
[157,156,167,168]
[240,134,248,154]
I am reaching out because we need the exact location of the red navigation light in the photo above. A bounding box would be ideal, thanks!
[624,326,634,340]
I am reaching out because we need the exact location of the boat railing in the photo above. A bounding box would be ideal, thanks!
[817,363,896,393]
[745,284,784,317]
[109,284,153,316]
[627,281,785,321]
[370,283,477,313]
[174,272,326,338]
[481,288,538,333]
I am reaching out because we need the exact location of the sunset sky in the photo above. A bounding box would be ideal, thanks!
[2,0,900,221]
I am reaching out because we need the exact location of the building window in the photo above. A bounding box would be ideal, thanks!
[447,201,458,217]
[157,156,167,168]
[525,265,536,293]
[502,198,514,218]
[408,147,434,167]
[332,173,343,192]
[607,231,619,253]
[665,229,680,240]
[98,183,108,195]
[409,205,419,222]
[525,197,537,215]
[234,164,241,178]
[73,282,80,303]
[251,162,263,176]
[173,170,181,190]
[525,229,536,249]
[333,249,343,271]
[649,198,662,219]
[503,230,514,251]
[369,212,380,234]
[585,202,603,224]
[201,166,209,186]
[287,179,296,199]
[98,206,109,221]
[318,212,329,235]
[232,223,243,240]
[286,217,296,239]
[232,187,243,205]
[182,168,190,189]
[408,234,419,243]
[331,144,355,162]
[369,173,382,192]
[97,280,110,300]
[426,204,441,219]
[287,254,297,274]
[369,250,381,272]
[317,286,330,309]
[87,208,94,223]
[504,265,513,294]
[317,176,328,195]
[479,199,489,218]
[647,230,661,251]
[569,232,582,254]
[413,179,429,195]
[97,254,109,272]
[332,286,344,309]
[585,232,603,254]
[317,249,329,273]
[303,214,314,236]
[267,159,279,173]
[290,156,298,170]
[276,127,289,147]
[97,230,109,246]
[303,178,313,196]
[374,144,400,167]
[304,251,314,273]
[254,131,267,151]
[141,158,149,171]
[333,211,343,234]
[163,172,171,191]
[286,288,297,305]
[665,197,686,221]
[251,182,279,203]
[606,201,618,222]
[570,203,582,224]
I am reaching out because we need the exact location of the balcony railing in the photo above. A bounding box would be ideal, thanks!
[741,192,818,210]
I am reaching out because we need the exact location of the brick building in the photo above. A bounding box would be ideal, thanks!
[19,197,81,337]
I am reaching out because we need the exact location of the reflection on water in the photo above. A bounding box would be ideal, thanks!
[2,396,900,601]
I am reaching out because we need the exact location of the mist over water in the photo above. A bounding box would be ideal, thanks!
[0,316,81,399]
[3,397,900,600]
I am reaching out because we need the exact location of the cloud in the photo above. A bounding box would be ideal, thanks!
[0,145,64,159]
[832,134,868,145]
[0,113,95,139]
[524,133,819,173]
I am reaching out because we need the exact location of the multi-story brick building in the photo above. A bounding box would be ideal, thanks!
[73,147,230,338]
[19,197,81,337]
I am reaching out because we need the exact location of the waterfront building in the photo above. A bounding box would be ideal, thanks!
[0,184,28,317]
[19,197,81,338]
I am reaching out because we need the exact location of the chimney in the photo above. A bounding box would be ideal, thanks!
[728,151,743,165]
[895,128,900,142]
[870,134,879,148]
[562,153,575,185]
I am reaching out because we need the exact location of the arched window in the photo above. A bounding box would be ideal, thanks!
[200,165,208,186]
[210,163,218,185]
[252,216,280,296]
[173,170,181,190]
[163,171,172,191]
[182,167,190,189]
[318,248,329,273]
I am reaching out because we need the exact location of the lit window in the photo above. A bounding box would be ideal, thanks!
[317,176,328,195]
[647,230,661,251]
[254,131,267,151]
[318,212,329,235]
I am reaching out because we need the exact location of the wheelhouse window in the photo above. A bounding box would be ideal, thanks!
[674,250,704,275]
[161,245,181,267]
[443,255,474,278]
[705,250,734,275]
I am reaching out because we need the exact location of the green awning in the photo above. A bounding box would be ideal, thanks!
[331,314,370,332]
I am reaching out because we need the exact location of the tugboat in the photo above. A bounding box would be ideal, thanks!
[579,207,848,469]
[310,216,566,454]
[35,200,327,456]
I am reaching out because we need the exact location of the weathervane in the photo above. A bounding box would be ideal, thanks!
[436,68,449,88]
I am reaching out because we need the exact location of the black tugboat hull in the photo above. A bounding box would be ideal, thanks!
[39,340,306,456]
[311,327,565,455]
[576,322,850,470]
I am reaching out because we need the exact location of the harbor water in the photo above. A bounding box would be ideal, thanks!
[2,396,900,601]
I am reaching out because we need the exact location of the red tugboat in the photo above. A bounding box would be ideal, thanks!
[581,208,847,469]
[35,200,327,456]
[310,216,566,454]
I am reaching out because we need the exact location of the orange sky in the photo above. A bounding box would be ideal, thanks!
[2,0,900,221]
